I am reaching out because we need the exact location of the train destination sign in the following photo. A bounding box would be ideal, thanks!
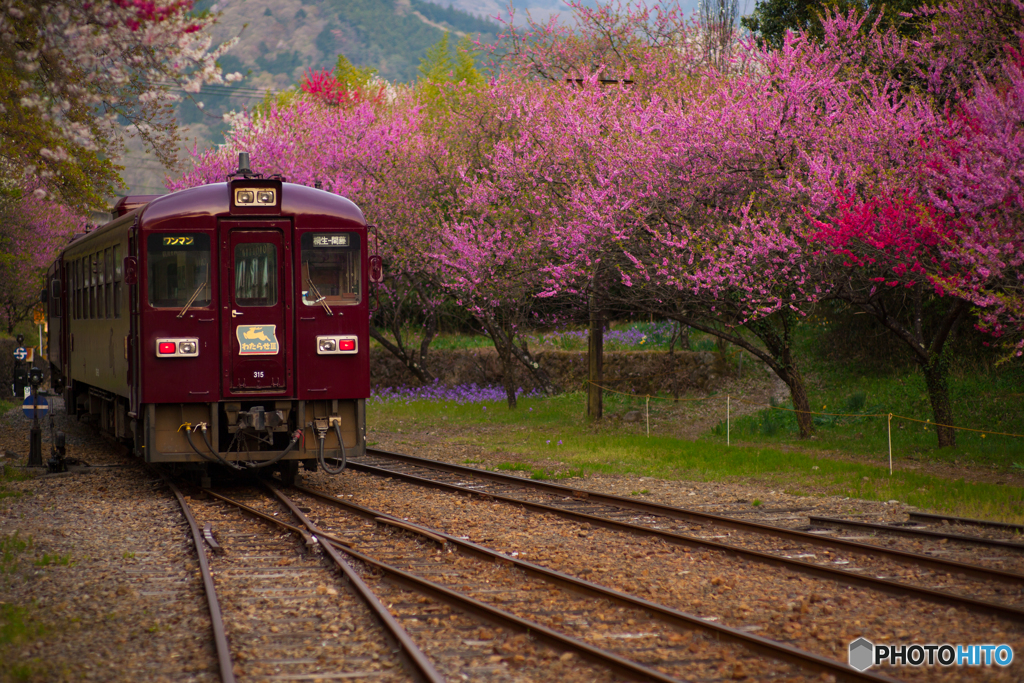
[162,236,195,246]
[311,234,349,247]
[236,325,280,355]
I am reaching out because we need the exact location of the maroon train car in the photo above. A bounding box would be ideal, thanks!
[46,157,368,480]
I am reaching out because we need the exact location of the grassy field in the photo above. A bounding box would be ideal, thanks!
[368,323,1024,522]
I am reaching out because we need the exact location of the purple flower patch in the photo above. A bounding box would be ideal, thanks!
[370,382,542,405]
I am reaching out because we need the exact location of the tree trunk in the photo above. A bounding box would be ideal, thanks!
[510,341,561,396]
[920,354,956,447]
[587,299,603,419]
[480,314,519,408]
[498,346,518,409]
[368,326,435,385]
[672,312,815,439]
[782,366,814,439]
[850,296,966,449]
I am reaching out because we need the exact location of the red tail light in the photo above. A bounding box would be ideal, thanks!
[316,335,357,355]
[156,338,199,357]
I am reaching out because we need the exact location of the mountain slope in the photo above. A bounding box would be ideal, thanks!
[120,0,501,195]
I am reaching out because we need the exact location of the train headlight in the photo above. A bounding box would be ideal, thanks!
[316,335,357,355]
[256,190,275,204]
[236,190,254,204]
[156,338,199,357]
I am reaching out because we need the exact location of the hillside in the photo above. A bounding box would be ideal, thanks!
[120,0,504,196]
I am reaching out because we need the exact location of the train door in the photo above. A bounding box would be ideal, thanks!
[220,222,292,396]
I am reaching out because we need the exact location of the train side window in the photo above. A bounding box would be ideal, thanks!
[113,245,121,318]
[98,250,106,318]
[234,243,278,306]
[70,260,77,320]
[75,259,82,320]
[90,253,97,319]
[147,234,211,308]
[104,248,112,319]
[77,258,84,320]
[300,232,361,307]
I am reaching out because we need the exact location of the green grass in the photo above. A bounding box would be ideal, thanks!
[1,533,32,574]
[370,370,1024,522]
[0,604,46,646]
[33,553,73,568]
[710,363,1024,471]
[1,451,33,502]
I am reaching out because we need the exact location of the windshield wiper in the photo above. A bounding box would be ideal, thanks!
[305,274,333,316]
[177,281,207,318]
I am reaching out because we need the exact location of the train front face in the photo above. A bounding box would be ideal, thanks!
[138,177,368,472]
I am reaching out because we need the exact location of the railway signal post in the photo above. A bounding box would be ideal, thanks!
[25,367,46,467]
[12,334,27,399]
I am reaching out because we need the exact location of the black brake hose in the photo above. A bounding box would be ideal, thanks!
[245,430,302,469]
[184,427,242,471]
[317,423,346,475]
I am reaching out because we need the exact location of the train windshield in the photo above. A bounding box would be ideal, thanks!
[147,234,211,308]
[300,232,361,306]
[234,243,278,306]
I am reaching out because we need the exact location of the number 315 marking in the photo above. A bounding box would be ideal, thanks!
[253,371,264,378]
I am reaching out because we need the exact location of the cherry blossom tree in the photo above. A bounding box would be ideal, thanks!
[0,0,240,210]
[921,39,1024,359]
[788,7,1024,446]
[0,190,80,333]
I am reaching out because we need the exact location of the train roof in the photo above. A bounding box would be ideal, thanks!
[112,195,163,219]
[137,182,366,229]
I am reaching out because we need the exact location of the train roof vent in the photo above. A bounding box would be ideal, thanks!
[112,195,163,219]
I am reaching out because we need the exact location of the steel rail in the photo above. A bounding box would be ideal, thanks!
[346,458,1024,624]
[361,448,1024,586]
[260,481,446,683]
[291,482,901,683]
[908,511,1024,534]
[164,479,236,683]
[270,488,694,683]
[809,516,1024,551]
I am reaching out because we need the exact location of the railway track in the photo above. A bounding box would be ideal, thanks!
[159,469,908,682]
[164,477,445,682]
[706,502,1024,554]
[805,515,1024,552]
[38,431,1021,682]
[224,479,902,682]
[343,449,1024,625]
